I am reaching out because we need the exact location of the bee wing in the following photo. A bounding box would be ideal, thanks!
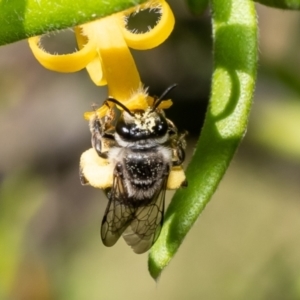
[122,177,167,254]
[101,174,134,247]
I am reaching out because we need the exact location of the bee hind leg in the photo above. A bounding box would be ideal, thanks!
[79,168,89,185]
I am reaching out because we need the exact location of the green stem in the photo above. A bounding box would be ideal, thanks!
[0,0,147,45]
[148,0,258,280]
[254,0,300,9]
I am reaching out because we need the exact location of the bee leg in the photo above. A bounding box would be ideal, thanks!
[180,179,188,188]
[92,136,106,158]
[79,168,89,185]
[167,119,178,137]
[172,142,186,166]
[92,132,115,159]
[114,163,124,178]
[90,117,115,159]
[172,131,188,166]
[172,146,185,166]
[171,132,188,188]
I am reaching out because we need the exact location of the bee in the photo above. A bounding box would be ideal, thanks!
[80,84,187,254]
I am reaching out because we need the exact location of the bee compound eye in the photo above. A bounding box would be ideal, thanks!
[155,116,168,136]
[116,119,131,139]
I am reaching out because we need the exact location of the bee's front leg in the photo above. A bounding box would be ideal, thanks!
[172,131,188,166]
[90,116,115,159]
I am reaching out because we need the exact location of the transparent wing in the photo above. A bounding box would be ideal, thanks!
[122,177,167,254]
[101,173,134,247]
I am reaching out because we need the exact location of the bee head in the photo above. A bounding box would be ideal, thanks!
[114,108,167,141]
[106,84,177,141]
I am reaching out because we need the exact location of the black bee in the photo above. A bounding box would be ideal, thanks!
[80,84,187,254]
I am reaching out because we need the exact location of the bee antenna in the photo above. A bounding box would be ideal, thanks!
[106,97,134,116]
[152,83,178,111]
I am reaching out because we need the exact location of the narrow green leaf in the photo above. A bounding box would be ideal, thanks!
[186,0,209,15]
[0,0,147,46]
[254,0,300,9]
[148,0,258,280]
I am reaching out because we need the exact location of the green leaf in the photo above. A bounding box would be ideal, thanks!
[148,0,258,280]
[0,0,148,46]
[254,0,300,9]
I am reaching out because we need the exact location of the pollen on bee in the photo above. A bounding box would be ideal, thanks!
[167,166,186,190]
[80,148,114,189]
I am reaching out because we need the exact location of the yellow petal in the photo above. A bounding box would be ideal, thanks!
[75,26,107,85]
[85,57,107,86]
[28,35,97,73]
[147,96,173,109]
[158,99,173,109]
[121,0,175,50]
[84,104,110,120]
[80,17,141,101]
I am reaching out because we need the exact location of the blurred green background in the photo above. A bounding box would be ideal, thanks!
[1,2,300,299]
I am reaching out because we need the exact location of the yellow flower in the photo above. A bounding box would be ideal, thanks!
[28,0,174,103]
